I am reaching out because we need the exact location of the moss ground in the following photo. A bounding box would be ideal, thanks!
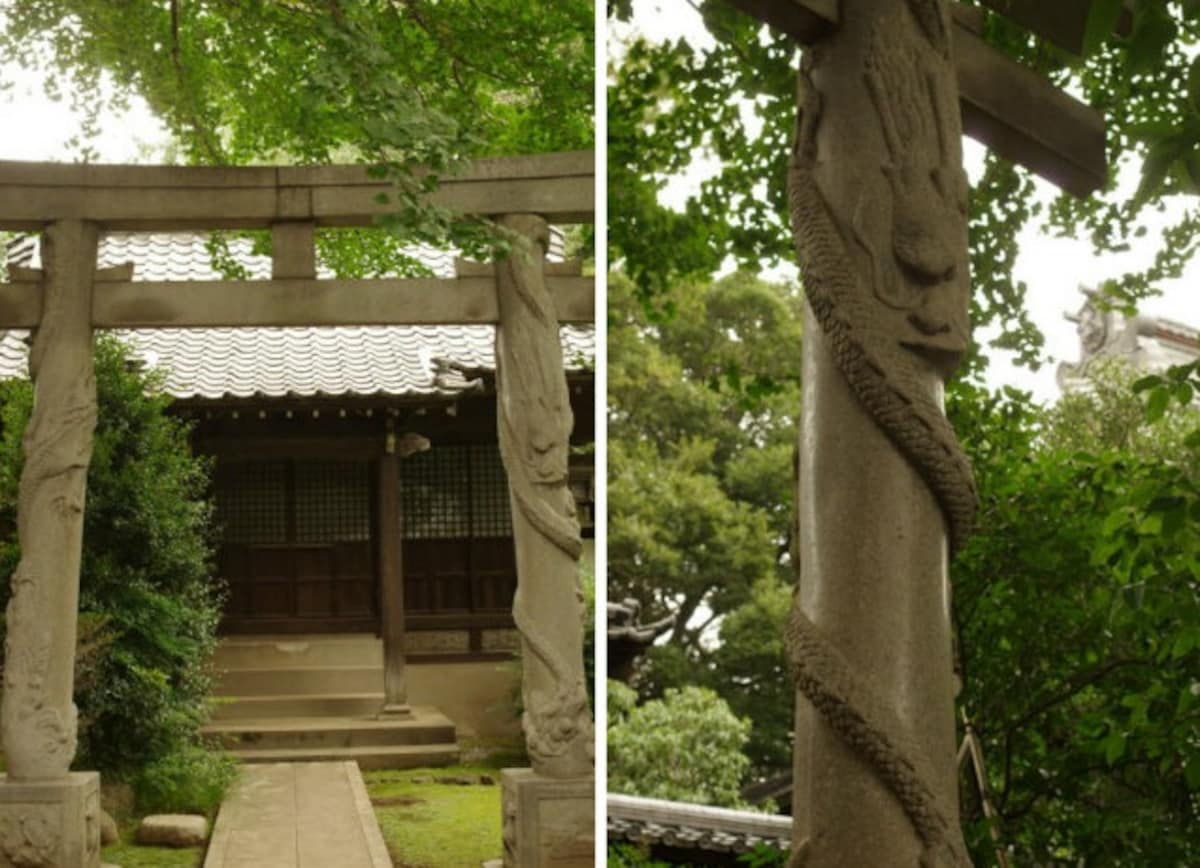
[101,821,202,867]
[363,765,503,868]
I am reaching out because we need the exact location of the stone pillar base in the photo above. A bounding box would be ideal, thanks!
[0,772,101,868]
[501,769,592,868]
[376,703,413,720]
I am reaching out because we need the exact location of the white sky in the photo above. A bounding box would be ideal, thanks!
[613,3,1200,404]
[3,13,1200,405]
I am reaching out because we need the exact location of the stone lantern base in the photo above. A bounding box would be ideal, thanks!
[501,769,592,868]
[0,772,101,868]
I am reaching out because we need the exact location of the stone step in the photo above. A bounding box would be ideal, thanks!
[214,634,383,670]
[228,742,461,771]
[215,665,383,696]
[202,713,457,751]
[210,692,386,721]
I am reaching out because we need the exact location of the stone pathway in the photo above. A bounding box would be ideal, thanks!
[203,762,391,868]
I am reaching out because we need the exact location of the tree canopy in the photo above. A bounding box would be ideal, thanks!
[608,0,1200,375]
[612,262,1200,860]
[608,270,800,776]
[949,363,1200,864]
[2,0,593,266]
[608,680,755,808]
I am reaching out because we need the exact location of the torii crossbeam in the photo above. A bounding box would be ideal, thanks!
[719,1,1107,865]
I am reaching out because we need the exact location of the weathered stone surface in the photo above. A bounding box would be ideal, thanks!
[501,769,592,868]
[785,1,974,865]
[99,810,118,845]
[99,783,133,823]
[1,220,100,781]
[494,214,593,782]
[0,771,102,868]
[136,815,207,848]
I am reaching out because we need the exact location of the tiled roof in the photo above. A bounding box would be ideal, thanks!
[1,232,593,401]
[607,794,792,856]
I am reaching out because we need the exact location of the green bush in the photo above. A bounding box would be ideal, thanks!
[608,681,753,808]
[131,744,237,815]
[0,334,227,788]
[607,842,678,868]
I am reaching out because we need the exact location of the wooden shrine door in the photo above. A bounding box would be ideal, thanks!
[215,458,379,633]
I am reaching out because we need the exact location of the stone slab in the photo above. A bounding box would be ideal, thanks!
[137,814,206,847]
[0,771,101,868]
[203,762,390,868]
[501,769,593,868]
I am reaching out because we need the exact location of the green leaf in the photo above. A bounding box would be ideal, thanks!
[1174,381,1195,406]
[1136,513,1163,536]
[1102,508,1129,537]
[1186,760,1200,791]
[1084,0,1123,57]
[1103,730,1127,765]
[1132,374,1162,394]
[1145,387,1171,422]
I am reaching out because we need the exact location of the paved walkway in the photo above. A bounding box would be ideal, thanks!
[204,762,391,868]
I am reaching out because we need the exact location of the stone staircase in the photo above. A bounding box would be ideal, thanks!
[202,634,460,770]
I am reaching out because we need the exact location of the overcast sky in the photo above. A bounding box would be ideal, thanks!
[4,14,1199,405]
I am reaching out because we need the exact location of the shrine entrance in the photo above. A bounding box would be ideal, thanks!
[0,152,596,867]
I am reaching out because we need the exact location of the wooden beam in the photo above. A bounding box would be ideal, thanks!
[954,16,1106,197]
[455,259,585,278]
[0,263,134,327]
[193,436,386,459]
[721,0,1105,197]
[724,0,837,43]
[0,275,595,328]
[0,151,595,230]
[377,446,411,717]
[271,222,316,280]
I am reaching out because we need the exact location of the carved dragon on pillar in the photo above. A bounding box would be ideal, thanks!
[2,221,97,784]
[495,214,594,778]
[785,0,976,865]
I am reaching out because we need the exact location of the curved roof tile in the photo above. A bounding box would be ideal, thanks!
[1,232,593,400]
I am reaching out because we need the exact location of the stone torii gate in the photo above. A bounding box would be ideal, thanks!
[723,1,1108,865]
[0,153,595,868]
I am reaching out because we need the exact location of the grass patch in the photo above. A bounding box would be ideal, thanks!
[364,765,503,868]
[101,821,202,868]
[458,736,527,769]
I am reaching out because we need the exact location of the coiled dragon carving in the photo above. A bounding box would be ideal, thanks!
[785,1,977,865]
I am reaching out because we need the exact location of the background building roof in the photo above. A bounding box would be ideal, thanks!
[607,793,791,858]
[0,232,593,402]
[1057,286,1199,393]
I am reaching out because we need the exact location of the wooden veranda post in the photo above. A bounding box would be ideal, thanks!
[494,214,594,868]
[721,0,1106,864]
[0,220,103,867]
[377,439,411,718]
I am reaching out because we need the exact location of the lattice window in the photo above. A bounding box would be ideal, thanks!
[399,444,512,539]
[295,461,371,543]
[400,447,470,539]
[469,444,513,536]
[214,461,288,544]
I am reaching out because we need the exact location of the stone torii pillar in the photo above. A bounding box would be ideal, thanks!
[494,213,594,868]
[720,0,1106,864]
[0,220,103,868]
[787,3,974,862]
